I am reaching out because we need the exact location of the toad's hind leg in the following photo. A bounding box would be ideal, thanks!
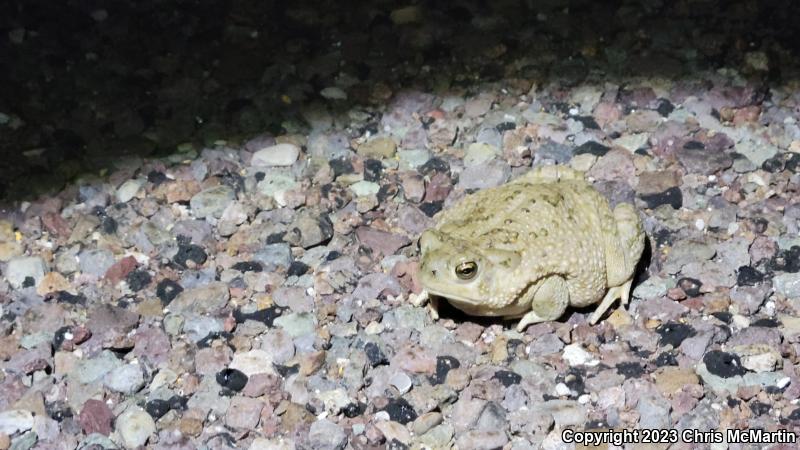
[588,279,632,325]
[516,276,569,331]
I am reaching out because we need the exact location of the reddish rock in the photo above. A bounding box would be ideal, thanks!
[391,260,422,294]
[104,256,138,284]
[79,399,114,436]
[355,227,411,258]
[42,212,71,238]
[423,172,452,203]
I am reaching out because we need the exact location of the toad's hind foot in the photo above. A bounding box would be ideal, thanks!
[589,279,633,325]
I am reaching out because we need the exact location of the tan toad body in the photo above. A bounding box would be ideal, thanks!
[417,165,645,331]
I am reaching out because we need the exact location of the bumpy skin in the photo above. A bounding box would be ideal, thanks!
[418,165,645,331]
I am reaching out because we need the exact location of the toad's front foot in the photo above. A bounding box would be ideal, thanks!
[411,289,439,320]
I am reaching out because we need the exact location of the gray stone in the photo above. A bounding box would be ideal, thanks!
[190,185,236,219]
[284,211,333,249]
[182,316,224,342]
[254,243,293,271]
[637,394,671,428]
[735,139,779,166]
[542,400,586,428]
[168,282,230,315]
[389,372,413,394]
[418,424,454,448]
[5,256,48,289]
[225,396,264,429]
[73,350,123,384]
[308,419,346,450]
[251,143,301,167]
[115,407,155,448]
[115,179,145,203]
[457,160,511,190]
[349,180,380,197]
[398,149,431,170]
[103,364,145,394]
[274,313,316,338]
[257,171,297,199]
[78,249,115,278]
[455,431,509,450]
[774,273,800,298]
[259,328,295,364]
[0,409,34,435]
[464,143,499,167]
[536,140,574,163]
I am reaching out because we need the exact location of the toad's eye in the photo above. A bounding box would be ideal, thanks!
[455,261,478,280]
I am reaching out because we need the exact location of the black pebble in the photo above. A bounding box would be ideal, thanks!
[573,141,610,156]
[325,251,342,261]
[329,158,354,177]
[563,368,586,394]
[145,399,171,419]
[419,157,450,176]
[216,368,248,392]
[156,279,183,305]
[52,326,72,350]
[233,306,284,326]
[749,401,771,416]
[677,277,702,297]
[287,261,309,277]
[430,356,460,385]
[419,201,443,217]
[363,159,383,182]
[231,261,263,273]
[57,291,86,305]
[22,276,35,288]
[102,217,118,234]
[655,98,675,117]
[388,439,409,450]
[616,362,645,379]
[786,153,800,172]
[751,318,779,328]
[342,402,366,418]
[46,402,73,422]
[654,352,678,367]
[254,171,265,182]
[495,121,517,132]
[787,408,800,421]
[197,331,233,348]
[656,322,695,348]
[683,140,705,150]
[574,116,600,130]
[767,246,800,273]
[711,311,733,323]
[377,184,399,203]
[266,232,286,244]
[639,186,683,209]
[762,155,785,172]
[273,363,299,378]
[492,370,522,387]
[703,350,747,378]
[147,170,168,185]
[174,243,207,267]
[383,398,417,425]
[737,266,764,286]
[169,395,188,411]
[364,342,388,367]
[126,269,152,291]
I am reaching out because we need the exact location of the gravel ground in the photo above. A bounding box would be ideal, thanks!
[2,0,800,449]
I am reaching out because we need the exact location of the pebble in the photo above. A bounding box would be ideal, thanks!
[389,372,413,394]
[349,180,380,197]
[115,407,156,448]
[307,419,346,450]
[0,410,33,436]
[251,143,301,167]
[562,344,598,367]
[190,185,236,219]
[357,137,396,159]
[116,178,145,203]
[773,273,800,298]
[464,143,499,166]
[78,399,114,435]
[78,249,115,278]
[274,312,315,338]
[103,364,145,394]
[6,256,48,289]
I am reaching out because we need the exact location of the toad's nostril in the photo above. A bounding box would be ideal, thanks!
[431,269,437,276]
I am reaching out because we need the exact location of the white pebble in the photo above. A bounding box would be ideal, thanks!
[695,219,705,230]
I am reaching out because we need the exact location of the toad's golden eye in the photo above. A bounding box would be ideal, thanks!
[455,261,478,280]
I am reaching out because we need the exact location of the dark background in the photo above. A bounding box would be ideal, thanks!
[1,0,799,201]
